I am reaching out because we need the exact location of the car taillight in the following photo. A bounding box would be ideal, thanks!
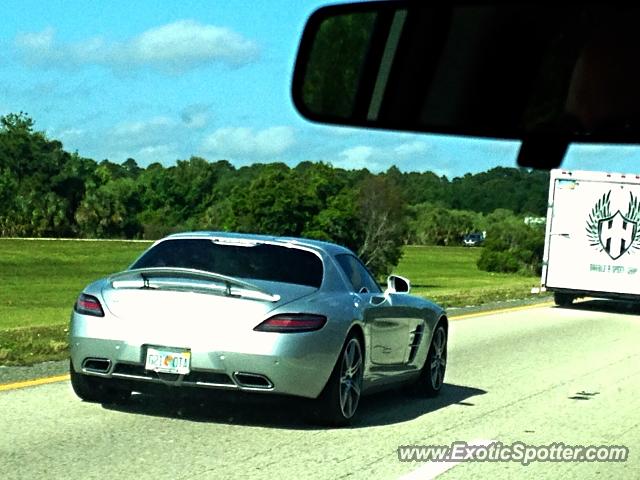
[254,314,327,333]
[74,293,105,317]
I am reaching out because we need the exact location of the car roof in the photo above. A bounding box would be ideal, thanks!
[161,231,355,257]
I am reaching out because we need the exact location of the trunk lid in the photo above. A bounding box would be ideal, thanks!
[99,268,316,344]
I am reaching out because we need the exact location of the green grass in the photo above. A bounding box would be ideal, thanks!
[393,246,542,308]
[0,239,151,330]
[0,240,543,365]
[0,325,70,365]
[0,239,152,365]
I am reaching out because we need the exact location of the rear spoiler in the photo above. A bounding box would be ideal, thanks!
[108,267,281,302]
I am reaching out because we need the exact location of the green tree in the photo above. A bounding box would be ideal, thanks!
[75,177,142,238]
[409,204,482,245]
[304,189,360,246]
[477,210,545,274]
[450,167,549,215]
[230,166,321,236]
[0,112,77,236]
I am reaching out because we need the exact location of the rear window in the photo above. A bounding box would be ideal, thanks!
[131,239,323,288]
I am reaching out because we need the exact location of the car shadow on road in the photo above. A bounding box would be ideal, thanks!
[102,382,486,430]
[558,298,640,316]
[353,383,486,427]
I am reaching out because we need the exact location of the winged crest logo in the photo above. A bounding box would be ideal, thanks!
[586,191,640,260]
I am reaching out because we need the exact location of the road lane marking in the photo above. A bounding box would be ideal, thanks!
[398,439,496,480]
[450,301,554,321]
[0,374,69,392]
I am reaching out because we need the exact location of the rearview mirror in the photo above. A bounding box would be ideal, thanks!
[292,3,640,168]
[386,275,410,294]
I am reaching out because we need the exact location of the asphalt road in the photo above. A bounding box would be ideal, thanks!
[1,299,639,479]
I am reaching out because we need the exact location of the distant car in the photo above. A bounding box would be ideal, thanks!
[463,233,485,247]
[69,231,448,425]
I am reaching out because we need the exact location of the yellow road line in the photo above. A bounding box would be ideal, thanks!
[0,374,69,392]
[450,301,555,321]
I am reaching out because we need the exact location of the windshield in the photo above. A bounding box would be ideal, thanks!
[131,238,323,288]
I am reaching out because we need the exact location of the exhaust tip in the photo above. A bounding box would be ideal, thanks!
[82,358,111,373]
[233,372,273,389]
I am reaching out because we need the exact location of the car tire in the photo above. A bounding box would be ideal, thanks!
[554,292,574,307]
[416,323,447,397]
[313,333,364,426]
[69,361,131,404]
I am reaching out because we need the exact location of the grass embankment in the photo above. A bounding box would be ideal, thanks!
[394,246,542,308]
[0,239,151,365]
[0,241,542,366]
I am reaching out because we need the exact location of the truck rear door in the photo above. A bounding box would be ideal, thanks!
[543,170,640,296]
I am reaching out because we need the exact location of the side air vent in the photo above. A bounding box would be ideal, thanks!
[408,323,425,363]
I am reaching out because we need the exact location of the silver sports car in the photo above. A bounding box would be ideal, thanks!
[70,231,448,425]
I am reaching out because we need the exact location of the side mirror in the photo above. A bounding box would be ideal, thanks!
[386,274,411,294]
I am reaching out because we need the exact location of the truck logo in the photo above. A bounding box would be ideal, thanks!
[586,191,640,260]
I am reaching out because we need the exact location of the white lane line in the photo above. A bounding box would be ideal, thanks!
[398,438,496,480]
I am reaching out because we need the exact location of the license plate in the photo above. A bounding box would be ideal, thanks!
[145,347,191,374]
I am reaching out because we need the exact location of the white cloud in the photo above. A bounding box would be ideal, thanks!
[15,27,55,53]
[112,116,174,138]
[96,116,184,163]
[202,126,295,157]
[337,146,374,169]
[50,111,211,166]
[333,140,434,172]
[57,127,84,139]
[136,144,178,164]
[15,20,259,73]
[181,104,211,129]
[127,21,258,70]
[56,116,177,164]
[394,140,428,156]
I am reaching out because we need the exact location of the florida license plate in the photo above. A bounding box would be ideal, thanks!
[145,347,191,374]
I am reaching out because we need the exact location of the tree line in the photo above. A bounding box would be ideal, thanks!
[0,113,549,276]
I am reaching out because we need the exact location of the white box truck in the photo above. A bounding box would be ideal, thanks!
[542,169,640,306]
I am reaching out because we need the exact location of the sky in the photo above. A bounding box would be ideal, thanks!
[2,0,640,178]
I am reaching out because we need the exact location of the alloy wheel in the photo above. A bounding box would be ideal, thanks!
[339,337,363,419]
[430,327,447,390]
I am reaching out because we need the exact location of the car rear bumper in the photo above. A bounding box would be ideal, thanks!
[70,336,336,399]
[70,315,344,399]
